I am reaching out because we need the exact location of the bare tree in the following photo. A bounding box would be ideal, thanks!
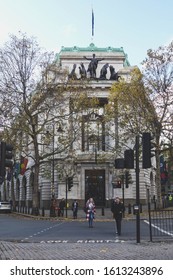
[107,41,173,207]
[0,33,91,214]
[142,42,173,206]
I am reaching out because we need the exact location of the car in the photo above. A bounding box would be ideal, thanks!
[0,201,11,213]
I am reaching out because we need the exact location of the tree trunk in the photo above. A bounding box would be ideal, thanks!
[32,163,40,215]
[11,175,16,211]
[155,136,162,209]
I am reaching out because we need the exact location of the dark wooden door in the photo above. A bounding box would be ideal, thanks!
[85,169,105,206]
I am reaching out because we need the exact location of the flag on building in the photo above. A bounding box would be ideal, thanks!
[14,162,20,179]
[20,156,28,175]
[160,155,168,184]
[7,168,12,181]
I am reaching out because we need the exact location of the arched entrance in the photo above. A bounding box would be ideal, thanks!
[85,169,105,206]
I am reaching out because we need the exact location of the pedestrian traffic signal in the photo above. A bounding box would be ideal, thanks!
[125,171,132,188]
[68,176,73,191]
[0,141,13,178]
[142,132,155,168]
[116,180,121,188]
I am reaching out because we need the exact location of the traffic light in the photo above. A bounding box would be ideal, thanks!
[117,180,121,188]
[125,171,132,188]
[0,141,13,178]
[114,180,121,188]
[114,158,125,169]
[142,132,155,168]
[68,176,73,191]
[124,149,134,169]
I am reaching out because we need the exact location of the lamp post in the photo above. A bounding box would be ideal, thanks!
[121,173,125,214]
[49,122,55,217]
[59,156,76,218]
[52,123,55,197]
[65,175,68,218]
[49,123,63,217]
[135,135,140,243]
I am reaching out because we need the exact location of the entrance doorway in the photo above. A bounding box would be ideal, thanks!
[85,170,105,206]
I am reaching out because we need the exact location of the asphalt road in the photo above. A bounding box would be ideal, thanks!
[1,213,173,260]
[0,213,151,243]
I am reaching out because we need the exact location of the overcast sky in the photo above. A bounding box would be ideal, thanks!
[0,0,173,67]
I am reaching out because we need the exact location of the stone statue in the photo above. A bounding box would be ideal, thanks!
[84,53,104,78]
[79,63,87,79]
[109,65,120,81]
[68,64,77,79]
[99,63,109,79]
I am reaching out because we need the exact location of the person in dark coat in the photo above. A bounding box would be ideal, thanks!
[59,198,66,217]
[111,197,125,235]
[72,200,78,219]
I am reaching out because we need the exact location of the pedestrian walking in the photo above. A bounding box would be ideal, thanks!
[86,198,96,228]
[111,197,125,236]
[59,198,66,217]
[72,199,78,219]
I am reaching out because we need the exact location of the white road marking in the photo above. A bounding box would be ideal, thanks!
[144,219,173,236]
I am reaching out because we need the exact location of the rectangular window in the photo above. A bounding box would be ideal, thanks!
[81,98,108,152]
[82,113,105,151]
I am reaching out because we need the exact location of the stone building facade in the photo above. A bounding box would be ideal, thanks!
[1,43,156,209]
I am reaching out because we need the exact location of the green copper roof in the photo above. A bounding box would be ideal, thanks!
[55,43,130,66]
[60,43,124,53]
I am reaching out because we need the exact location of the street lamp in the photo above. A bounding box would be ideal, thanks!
[59,155,77,218]
[48,122,63,217]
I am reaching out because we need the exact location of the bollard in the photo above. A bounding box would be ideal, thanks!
[128,203,131,214]
[50,206,55,217]
[154,201,156,210]
[101,207,104,216]
[42,207,44,216]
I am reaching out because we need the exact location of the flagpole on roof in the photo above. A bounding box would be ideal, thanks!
[91,1,94,42]
[92,9,94,39]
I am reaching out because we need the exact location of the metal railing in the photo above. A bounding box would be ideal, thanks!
[148,208,173,241]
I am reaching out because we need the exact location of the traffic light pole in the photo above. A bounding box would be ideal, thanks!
[50,124,55,217]
[122,174,125,217]
[65,176,68,218]
[136,135,140,243]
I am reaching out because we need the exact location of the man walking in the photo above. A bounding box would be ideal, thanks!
[59,198,66,217]
[72,199,78,219]
[111,197,125,236]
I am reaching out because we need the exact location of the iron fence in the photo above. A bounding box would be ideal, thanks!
[148,207,173,241]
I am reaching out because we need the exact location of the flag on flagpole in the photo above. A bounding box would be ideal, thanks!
[20,156,28,175]
[92,9,94,37]
[14,162,20,178]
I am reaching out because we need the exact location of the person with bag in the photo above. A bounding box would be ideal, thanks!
[111,197,125,236]
[72,199,78,219]
[85,197,96,228]
[59,198,66,217]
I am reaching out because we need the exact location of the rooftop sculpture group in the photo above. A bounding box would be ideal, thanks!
[84,53,104,78]
[68,53,120,81]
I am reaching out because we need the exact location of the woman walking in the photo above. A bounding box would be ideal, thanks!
[86,198,96,228]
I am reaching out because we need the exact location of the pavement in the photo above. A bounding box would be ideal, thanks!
[1,207,173,260]
[12,205,149,221]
